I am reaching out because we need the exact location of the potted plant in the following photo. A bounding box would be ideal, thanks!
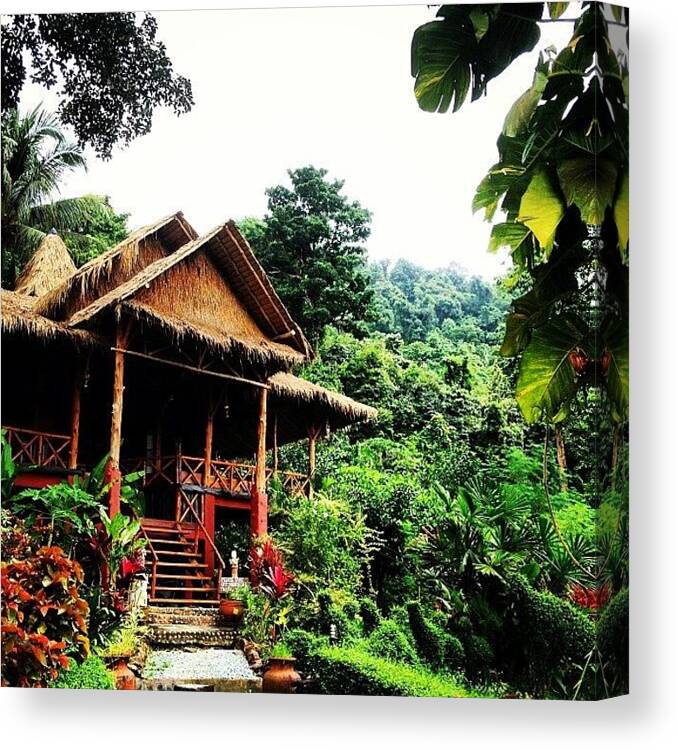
[262,642,301,694]
[219,584,249,625]
[101,625,139,690]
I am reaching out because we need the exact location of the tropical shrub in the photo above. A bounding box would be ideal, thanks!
[497,575,595,696]
[359,597,382,634]
[462,634,494,683]
[407,602,446,669]
[282,628,325,673]
[1,546,89,687]
[597,588,629,695]
[53,655,114,690]
[367,619,418,665]
[276,491,375,596]
[444,634,465,673]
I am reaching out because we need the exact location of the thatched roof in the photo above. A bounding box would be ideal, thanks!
[1,290,100,349]
[63,221,312,365]
[267,372,377,445]
[34,212,197,320]
[14,233,76,298]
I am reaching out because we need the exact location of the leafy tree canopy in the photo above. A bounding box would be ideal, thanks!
[241,166,374,344]
[1,106,128,287]
[2,13,193,159]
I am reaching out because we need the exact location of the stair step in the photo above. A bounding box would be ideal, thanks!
[146,624,236,648]
[143,527,195,537]
[148,597,219,607]
[147,538,192,546]
[154,586,217,592]
[153,562,208,569]
[154,574,210,580]
[155,549,198,557]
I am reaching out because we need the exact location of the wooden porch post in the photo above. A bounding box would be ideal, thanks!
[203,391,217,575]
[68,361,85,471]
[272,412,279,477]
[251,386,268,539]
[106,314,131,517]
[307,423,321,498]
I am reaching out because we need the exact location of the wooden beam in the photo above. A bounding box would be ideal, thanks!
[111,347,268,390]
[255,387,267,494]
[272,412,279,476]
[109,323,127,470]
[68,362,85,470]
[203,390,216,486]
[307,423,321,498]
[107,317,131,516]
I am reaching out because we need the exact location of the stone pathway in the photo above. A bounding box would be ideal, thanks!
[141,648,261,692]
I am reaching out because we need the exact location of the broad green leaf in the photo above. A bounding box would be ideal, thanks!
[548,3,569,19]
[614,171,629,257]
[516,315,587,424]
[473,164,526,221]
[488,222,531,254]
[412,6,542,112]
[517,168,565,254]
[604,320,629,423]
[469,8,489,41]
[411,20,474,113]
[557,157,618,225]
[502,65,548,137]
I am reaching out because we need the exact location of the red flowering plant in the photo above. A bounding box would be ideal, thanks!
[1,546,90,687]
[568,582,611,612]
[249,536,295,601]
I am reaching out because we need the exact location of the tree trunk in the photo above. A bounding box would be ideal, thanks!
[554,425,568,492]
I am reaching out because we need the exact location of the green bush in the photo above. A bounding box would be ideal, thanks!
[283,628,326,674]
[498,575,595,696]
[367,619,418,665]
[309,645,471,697]
[444,634,465,673]
[463,634,494,682]
[597,588,629,695]
[314,591,361,643]
[407,602,446,669]
[359,597,382,634]
[53,656,115,690]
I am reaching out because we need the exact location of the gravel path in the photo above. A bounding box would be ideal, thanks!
[143,649,257,681]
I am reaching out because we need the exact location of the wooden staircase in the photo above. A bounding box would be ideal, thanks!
[141,519,219,606]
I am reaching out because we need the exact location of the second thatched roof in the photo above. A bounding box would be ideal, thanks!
[267,372,377,445]
[14,233,76,298]
[1,289,101,349]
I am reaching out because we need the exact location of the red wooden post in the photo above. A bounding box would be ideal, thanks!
[203,391,216,575]
[250,386,268,538]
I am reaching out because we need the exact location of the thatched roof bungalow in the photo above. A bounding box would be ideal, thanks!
[2,212,376,603]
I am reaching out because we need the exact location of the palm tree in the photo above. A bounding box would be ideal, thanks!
[1,105,112,288]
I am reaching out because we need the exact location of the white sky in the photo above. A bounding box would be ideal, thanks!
[17,2,574,279]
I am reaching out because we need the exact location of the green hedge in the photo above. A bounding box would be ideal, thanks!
[53,656,115,690]
[498,576,595,696]
[407,602,446,668]
[597,588,629,695]
[367,619,418,665]
[309,645,472,698]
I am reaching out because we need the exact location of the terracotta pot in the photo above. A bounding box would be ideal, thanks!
[219,598,245,624]
[262,657,301,694]
[112,657,137,690]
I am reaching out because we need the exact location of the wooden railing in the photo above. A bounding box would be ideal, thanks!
[2,425,72,470]
[123,454,310,498]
